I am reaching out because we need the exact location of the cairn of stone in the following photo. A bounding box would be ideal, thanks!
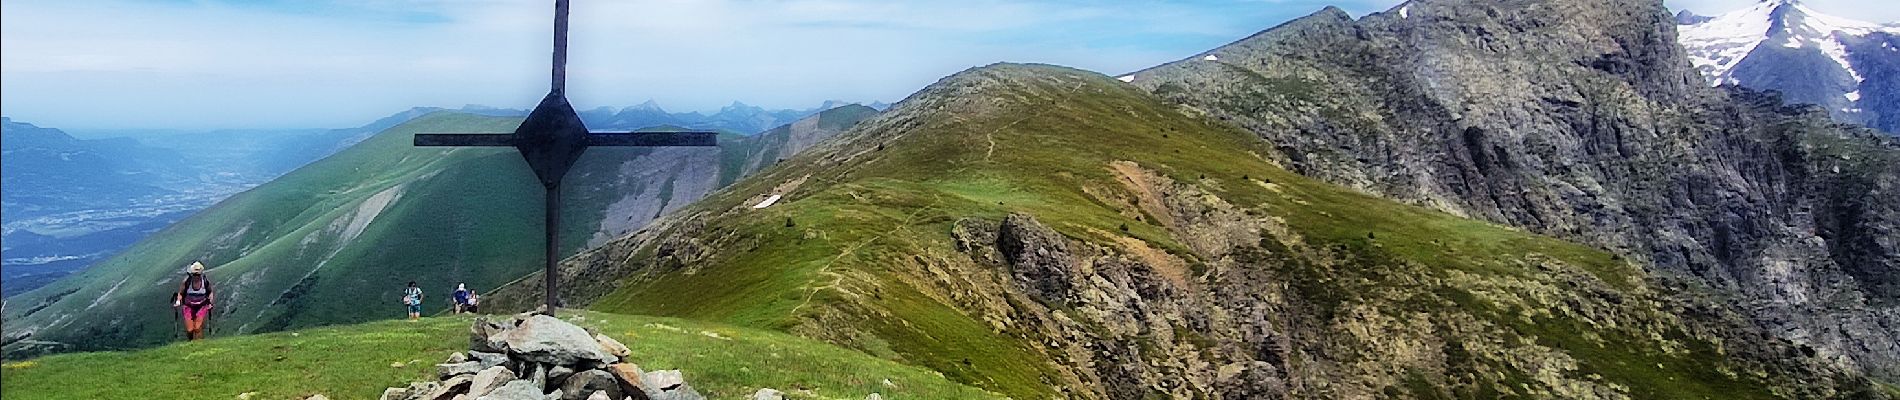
[380,314,704,400]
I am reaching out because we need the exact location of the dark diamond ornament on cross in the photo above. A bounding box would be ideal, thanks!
[414,0,716,313]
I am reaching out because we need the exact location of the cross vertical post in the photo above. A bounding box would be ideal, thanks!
[544,186,560,312]
[412,0,718,314]
[552,0,568,95]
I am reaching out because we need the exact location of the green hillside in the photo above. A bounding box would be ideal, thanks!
[526,64,1859,399]
[0,310,999,400]
[3,106,877,356]
[3,112,541,353]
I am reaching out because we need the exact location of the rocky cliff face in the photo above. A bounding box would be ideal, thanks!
[571,105,879,249]
[1127,0,1900,382]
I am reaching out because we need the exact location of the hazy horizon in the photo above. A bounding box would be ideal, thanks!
[3,0,1893,131]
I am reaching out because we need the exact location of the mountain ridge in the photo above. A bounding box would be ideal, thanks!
[491,59,1885,398]
[1130,0,1900,383]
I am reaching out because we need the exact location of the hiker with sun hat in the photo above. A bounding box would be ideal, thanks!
[171,261,216,340]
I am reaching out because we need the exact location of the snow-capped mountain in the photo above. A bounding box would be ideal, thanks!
[1678,0,1900,134]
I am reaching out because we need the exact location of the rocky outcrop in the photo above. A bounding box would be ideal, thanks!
[944,165,1866,399]
[995,213,1080,303]
[381,314,703,400]
[1130,0,1900,381]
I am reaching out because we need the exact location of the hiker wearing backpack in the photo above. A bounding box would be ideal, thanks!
[171,261,215,340]
[402,281,424,320]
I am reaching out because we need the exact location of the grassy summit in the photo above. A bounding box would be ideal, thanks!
[0,310,999,400]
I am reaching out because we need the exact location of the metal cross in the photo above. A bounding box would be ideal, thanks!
[414,0,716,313]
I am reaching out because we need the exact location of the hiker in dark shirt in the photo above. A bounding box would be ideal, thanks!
[171,261,215,340]
[452,283,471,314]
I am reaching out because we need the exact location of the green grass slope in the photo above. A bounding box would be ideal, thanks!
[0,310,998,400]
[3,112,548,353]
[3,107,877,357]
[530,64,1853,399]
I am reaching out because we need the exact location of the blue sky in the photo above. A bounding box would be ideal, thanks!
[1,0,1895,130]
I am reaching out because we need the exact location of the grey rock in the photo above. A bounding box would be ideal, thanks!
[864,394,882,400]
[648,387,703,400]
[528,363,549,391]
[469,351,509,370]
[475,380,543,400]
[640,370,684,392]
[470,317,510,353]
[427,375,474,400]
[396,382,441,400]
[378,386,408,400]
[438,361,484,379]
[606,363,648,397]
[638,370,702,400]
[594,333,631,361]
[447,352,469,364]
[547,365,576,385]
[495,315,616,366]
[469,366,515,399]
[557,370,622,400]
[751,388,783,400]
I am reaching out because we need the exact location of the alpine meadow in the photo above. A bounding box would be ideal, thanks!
[3,0,1898,399]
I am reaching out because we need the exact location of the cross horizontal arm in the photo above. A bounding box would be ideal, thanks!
[586,131,718,147]
[415,133,517,147]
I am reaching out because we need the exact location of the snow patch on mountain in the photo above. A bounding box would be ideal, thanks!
[1679,0,1892,86]
[1676,0,1900,135]
[1679,2,1774,84]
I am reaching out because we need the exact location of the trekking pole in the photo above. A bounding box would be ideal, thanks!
[171,302,184,340]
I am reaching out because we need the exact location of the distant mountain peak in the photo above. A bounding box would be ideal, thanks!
[626,99,665,113]
[1675,9,1712,25]
[815,100,852,110]
[1680,0,1894,86]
